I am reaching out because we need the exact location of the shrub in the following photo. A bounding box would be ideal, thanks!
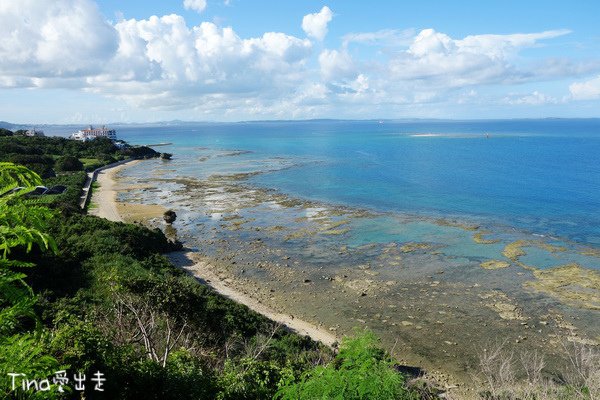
[55,156,83,172]
[0,128,13,136]
[276,331,414,400]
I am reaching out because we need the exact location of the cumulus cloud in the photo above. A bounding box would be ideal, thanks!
[0,0,117,84]
[302,6,333,41]
[388,28,572,87]
[1,0,598,119]
[318,49,355,80]
[569,75,600,100]
[183,0,207,13]
[87,16,312,109]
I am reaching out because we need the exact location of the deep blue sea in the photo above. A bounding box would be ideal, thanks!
[116,119,600,246]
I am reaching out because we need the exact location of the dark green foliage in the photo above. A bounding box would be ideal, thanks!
[0,135,159,180]
[55,156,83,172]
[0,135,118,160]
[1,162,417,400]
[44,171,87,213]
[47,214,181,260]
[121,145,160,159]
[277,331,414,400]
[0,128,13,137]
[163,210,177,224]
[7,154,55,178]
[111,351,217,400]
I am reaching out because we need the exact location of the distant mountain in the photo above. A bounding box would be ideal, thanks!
[0,121,17,130]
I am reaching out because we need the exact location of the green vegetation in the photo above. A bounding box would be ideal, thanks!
[0,148,421,398]
[55,156,83,172]
[0,162,63,397]
[3,134,599,399]
[0,132,160,177]
[277,331,414,400]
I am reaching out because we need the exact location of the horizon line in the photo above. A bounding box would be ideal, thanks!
[3,116,600,127]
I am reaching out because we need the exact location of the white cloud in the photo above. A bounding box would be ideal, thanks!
[318,49,354,80]
[388,28,572,88]
[342,29,415,48]
[183,0,207,13]
[302,6,333,41]
[87,17,312,110]
[1,0,598,120]
[502,91,559,105]
[569,75,600,100]
[0,0,117,84]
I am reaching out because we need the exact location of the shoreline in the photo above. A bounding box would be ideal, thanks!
[90,157,600,398]
[168,251,339,347]
[88,160,339,348]
[88,160,141,221]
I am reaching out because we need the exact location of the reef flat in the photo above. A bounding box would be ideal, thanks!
[113,148,600,387]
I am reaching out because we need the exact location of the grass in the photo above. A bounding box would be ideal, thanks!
[80,157,103,170]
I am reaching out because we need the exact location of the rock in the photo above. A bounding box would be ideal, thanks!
[163,210,177,224]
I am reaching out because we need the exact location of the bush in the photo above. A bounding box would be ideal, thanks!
[44,171,87,213]
[276,331,413,400]
[55,155,83,172]
[7,154,55,178]
[218,358,294,400]
[122,146,160,159]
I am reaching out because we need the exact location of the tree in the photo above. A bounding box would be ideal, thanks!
[0,162,62,397]
[55,155,83,172]
[0,128,13,137]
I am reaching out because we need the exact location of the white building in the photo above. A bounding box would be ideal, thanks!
[70,125,117,141]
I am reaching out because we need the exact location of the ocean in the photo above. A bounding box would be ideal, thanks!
[119,119,600,247]
[113,119,600,376]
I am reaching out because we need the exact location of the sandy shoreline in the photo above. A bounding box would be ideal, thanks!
[88,160,339,347]
[168,251,338,346]
[90,160,168,224]
[88,161,139,221]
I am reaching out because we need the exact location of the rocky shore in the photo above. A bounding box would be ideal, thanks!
[91,155,600,395]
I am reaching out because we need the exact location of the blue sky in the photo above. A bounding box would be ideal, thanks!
[1,0,600,123]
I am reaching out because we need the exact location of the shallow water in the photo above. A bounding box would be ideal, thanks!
[115,120,600,382]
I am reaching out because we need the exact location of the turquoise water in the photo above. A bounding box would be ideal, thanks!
[119,119,600,247]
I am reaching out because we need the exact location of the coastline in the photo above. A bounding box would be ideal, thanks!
[89,160,168,224]
[88,160,339,348]
[89,155,600,398]
[168,251,339,346]
[88,160,139,222]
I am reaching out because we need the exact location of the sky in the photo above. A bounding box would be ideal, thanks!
[2,0,600,124]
